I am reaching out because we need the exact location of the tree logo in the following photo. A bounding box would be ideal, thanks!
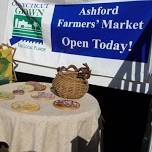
[12,15,42,42]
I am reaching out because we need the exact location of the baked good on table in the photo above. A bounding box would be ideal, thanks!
[11,101,40,112]
[53,100,80,111]
[17,84,34,92]
[25,81,46,91]
[13,89,24,95]
[0,91,15,100]
[31,92,55,100]
[25,81,38,85]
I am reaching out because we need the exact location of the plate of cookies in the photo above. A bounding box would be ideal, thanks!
[17,84,34,92]
[25,81,46,91]
[11,101,40,112]
[53,100,80,111]
[31,92,55,101]
[12,89,25,95]
[0,91,15,100]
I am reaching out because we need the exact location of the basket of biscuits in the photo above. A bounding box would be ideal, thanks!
[52,63,91,99]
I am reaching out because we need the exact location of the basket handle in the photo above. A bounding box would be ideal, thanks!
[57,63,91,80]
[78,63,91,79]
[57,65,78,72]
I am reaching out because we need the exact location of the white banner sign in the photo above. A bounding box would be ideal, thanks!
[3,0,152,94]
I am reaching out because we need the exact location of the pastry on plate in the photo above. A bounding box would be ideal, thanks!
[31,92,55,100]
[0,91,15,100]
[13,89,24,95]
[17,84,34,92]
[25,81,38,85]
[25,81,46,91]
[11,101,40,112]
[53,100,80,111]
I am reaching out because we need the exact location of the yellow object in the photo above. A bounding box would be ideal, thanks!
[0,44,16,84]
[11,101,40,112]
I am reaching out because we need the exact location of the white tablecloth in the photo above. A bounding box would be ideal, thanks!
[0,82,101,152]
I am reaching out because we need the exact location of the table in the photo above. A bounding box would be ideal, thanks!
[0,82,102,152]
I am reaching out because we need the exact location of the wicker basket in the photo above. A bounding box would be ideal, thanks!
[52,63,91,99]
